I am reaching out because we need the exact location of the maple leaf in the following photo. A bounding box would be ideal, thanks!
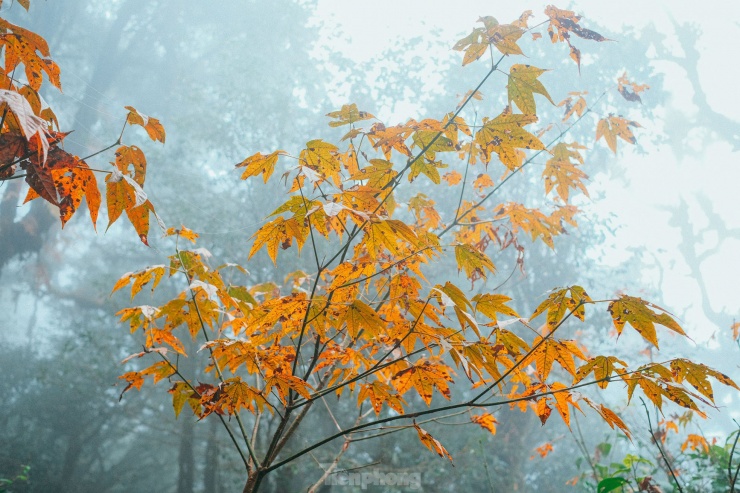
[542,142,589,202]
[608,296,685,348]
[362,219,419,260]
[115,145,147,186]
[617,72,650,103]
[392,361,453,405]
[300,139,341,187]
[529,287,590,340]
[548,382,582,428]
[453,17,524,66]
[432,281,481,337]
[474,111,545,170]
[349,159,397,190]
[454,243,495,281]
[118,361,175,399]
[492,328,530,357]
[264,373,312,404]
[596,115,641,154]
[126,199,160,246]
[57,162,100,227]
[495,203,563,248]
[0,18,61,91]
[112,265,167,299]
[536,397,553,425]
[557,91,588,122]
[105,159,160,240]
[218,377,270,414]
[408,157,446,184]
[442,171,462,185]
[669,358,739,401]
[21,142,101,227]
[544,6,609,70]
[411,130,455,162]
[336,144,360,177]
[21,156,56,205]
[526,337,587,380]
[414,422,453,462]
[236,150,284,183]
[473,293,519,326]
[574,355,627,389]
[326,103,375,128]
[125,106,166,143]
[512,10,533,29]
[485,21,525,56]
[472,173,494,193]
[165,224,199,243]
[532,442,554,459]
[408,193,442,230]
[471,412,497,435]
[0,89,49,160]
[249,216,306,264]
[507,64,555,115]
[342,300,386,339]
[530,286,591,331]
[169,382,201,418]
[366,123,411,158]
[358,381,405,415]
[681,434,709,454]
[452,29,489,66]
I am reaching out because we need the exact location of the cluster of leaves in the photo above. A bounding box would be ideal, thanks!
[112,7,739,492]
[573,413,740,493]
[0,1,164,243]
[573,324,740,492]
[0,464,29,493]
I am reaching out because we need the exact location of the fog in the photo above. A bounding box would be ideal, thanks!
[1,1,738,492]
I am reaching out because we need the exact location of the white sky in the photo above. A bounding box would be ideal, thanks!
[314,1,740,342]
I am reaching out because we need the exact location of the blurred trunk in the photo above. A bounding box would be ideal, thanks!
[496,409,534,491]
[204,418,220,493]
[59,432,83,491]
[176,417,195,493]
[0,180,54,272]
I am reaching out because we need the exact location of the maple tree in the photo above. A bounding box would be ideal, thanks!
[108,7,739,493]
[4,3,737,492]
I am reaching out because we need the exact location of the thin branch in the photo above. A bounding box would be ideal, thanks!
[729,420,740,493]
[640,397,684,493]
[176,248,261,469]
[265,375,615,474]
[151,350,250,470]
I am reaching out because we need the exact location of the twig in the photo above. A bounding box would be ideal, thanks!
[640,397,684,493]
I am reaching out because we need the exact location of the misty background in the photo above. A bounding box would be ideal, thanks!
[1,1,738,491]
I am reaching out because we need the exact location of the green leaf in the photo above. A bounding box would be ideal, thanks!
[597,477,628,493]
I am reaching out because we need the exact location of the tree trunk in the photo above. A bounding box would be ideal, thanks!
[176,417,195,493]
[242,470,261,493]
[204,418,220,493]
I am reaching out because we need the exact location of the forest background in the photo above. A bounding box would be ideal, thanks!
[1,1,738,492]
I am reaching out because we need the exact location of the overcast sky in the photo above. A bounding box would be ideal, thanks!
[312,1,740,344]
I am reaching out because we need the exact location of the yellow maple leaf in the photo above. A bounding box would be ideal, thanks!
[608,296,685,348]
[507,64,555,115]
[414,422,453,461]
[475,112,544,170]
[236,150,283,183]
[596,115,641,154]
